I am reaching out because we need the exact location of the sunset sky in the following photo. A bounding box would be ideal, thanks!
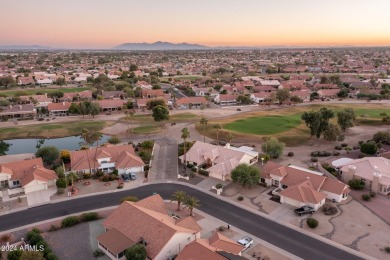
[1,0,390,49]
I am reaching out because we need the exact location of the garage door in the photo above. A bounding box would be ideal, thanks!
[25,183,47,194]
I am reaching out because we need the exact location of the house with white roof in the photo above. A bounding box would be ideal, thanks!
[179,142,258,181]
[338,157,390,195]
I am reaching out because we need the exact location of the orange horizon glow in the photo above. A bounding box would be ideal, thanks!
[1,0,390,49]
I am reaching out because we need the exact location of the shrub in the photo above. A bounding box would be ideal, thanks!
[334,146,342,150]
[0,234,11,243]
[384,246,390,253]
[348,179,365,190]
[61,216,80,228]
[28,232,43,245]
[112,169,118,175]
[117,184,124,189]
[108,135,121,145]
[311,157,318,162]
[95,170,104,178]
[83,173,91,179]
[287,152,294,157]
[358,140,364,145]
[109,174,118,181]
[218,226,225,232]
[189,172,196,178]
[360,141,378,155]
[191,167,197,172]
[198,168,209,176]
[237,196,244,201]
[369,191,376,197]
[306,218,319,228]
[121,196,138,203]
[57,188,65,195]
[48,225,59,232]
[332,151,340,156]
[341,143,348,147]
[80,212,100,222]
[311,151,331,157]
[362,194,371,201]
[352,146,359,150]
[216,183,223,189]
[93,249,105,257]
[56,178,67,188]
[101,175,110,182]
[46,252,58,260]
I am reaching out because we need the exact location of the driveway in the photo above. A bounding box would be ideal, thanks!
[26,186,56,206]
[149,138,178,180]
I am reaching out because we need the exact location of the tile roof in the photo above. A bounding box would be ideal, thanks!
[176,241,226,260]
[70,144,144,171]
[0,158,57,187]
[208,232,244,254]
[176,96,208,105]
[102,194,201,259]
[97,99,124,109]
[48,102,71,111]
[97,228,134,255]
[279,180,327,204]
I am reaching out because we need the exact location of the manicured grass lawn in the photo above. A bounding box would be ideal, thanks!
[0,87,93,97]
[132,125,160,134]
[123,112,199,123]
[0,121,109,139]
[224,115,302,135]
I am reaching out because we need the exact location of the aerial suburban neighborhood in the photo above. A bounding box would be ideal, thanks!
[1,1,390,260]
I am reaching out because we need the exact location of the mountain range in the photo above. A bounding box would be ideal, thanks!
[113,41,210,50]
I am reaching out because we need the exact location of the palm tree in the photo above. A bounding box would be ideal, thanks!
[126,110,135,140]
[200,117,208,143]
[185,195,200,216]
[181,127,190,167]
[90,131,103,172]
[262,136,271,153]
[81,129,89,147]
[213,124,222,145]
[227,133,235,144]
[171,191,187,211]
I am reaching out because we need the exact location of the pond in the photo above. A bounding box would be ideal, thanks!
[0,135,110,155]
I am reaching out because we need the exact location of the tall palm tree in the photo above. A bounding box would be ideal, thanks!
[262,136,271,153]
[200,117,208,143]
[80,129,92,173]
[90,131,103,172]
[181,127,190,167]
[213,124,222,145]
[171,190,187,211]
[126,110,135,140]
[81,129,89,147]
[185,195,200,216]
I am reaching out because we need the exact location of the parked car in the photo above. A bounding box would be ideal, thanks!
[237,236,253,249]
[294,206,315,216]
[121,174,130,182]
[129,173,137,180]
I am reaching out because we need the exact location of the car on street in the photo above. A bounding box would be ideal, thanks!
[294,206,315,216]
[237,236,253,249]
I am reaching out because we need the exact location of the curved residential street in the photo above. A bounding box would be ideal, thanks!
[0,183,362,260]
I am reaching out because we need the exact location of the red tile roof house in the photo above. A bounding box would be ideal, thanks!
[59,90,93,102]
[48,102,72,116]
[250,92,270,104]
[175,97,208,109]
[177,232,245,260]
[97,99,125,112]
[0,104,36,119]
[17,76,35,86]
[317,89,340,99]
[68,144,144,176]
[97,194,201,260]
[142,89,165,99]
[101,91,126,100]
[0,158,57,198]
[338,157,390,195]
[19,94,52,107]
[213,94,237,106]
[179,142,258,181]
[261,162,350,211]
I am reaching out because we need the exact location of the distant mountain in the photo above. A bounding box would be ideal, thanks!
[0,45,52,50]
[113,41,209,50]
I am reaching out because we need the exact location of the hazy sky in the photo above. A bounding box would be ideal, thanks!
[1,0,390,48]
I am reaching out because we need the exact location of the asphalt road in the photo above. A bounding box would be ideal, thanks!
[0,183,361,260]
[150,138,178,180]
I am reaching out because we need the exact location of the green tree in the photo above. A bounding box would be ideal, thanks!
[323,123,345,141]
[301,107,335,139]
[7,249,23,260]
[171,190,187,211]
[261,137,285,158]
[290,95,303,105]
[337,88,349,98]
[213,124,222,145]
[56,178,67,188]
[35,146,60,165]
[181,128,190,166]
[108,136,121,145]
[276,89,290,104]
[0,140,11,156]
[146,99,166,110]
[54,77,66,86]
[125,243,147,260]
[236,95,252,104]
[89,102,100,118]
[226,133,235,143]
[372,131,390,144]
[68,102,80,114]
[337,108,356,132]
[231,164,260,188]
[152,105,169,127]
[184,196,200,216]
[129,64,138,72]
[200,117,208,143]
[360,141,378,155]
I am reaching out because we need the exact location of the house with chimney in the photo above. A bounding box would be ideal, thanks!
[338,157,390,195]
[261,162,350,210]
[0,104,36,119]
[97,194,201,260]
[0,158,57,199]
[48,102,72,116]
